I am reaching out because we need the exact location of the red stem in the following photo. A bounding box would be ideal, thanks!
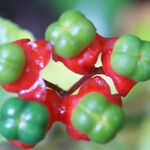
[44,67,104,97]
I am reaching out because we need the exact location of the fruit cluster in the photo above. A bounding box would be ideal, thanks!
[0,10,149,149]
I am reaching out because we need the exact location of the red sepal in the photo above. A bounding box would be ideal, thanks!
[53,34,102,75]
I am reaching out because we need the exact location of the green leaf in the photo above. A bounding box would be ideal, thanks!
[41,59,81,90]
[0,17,34,44]
[137,117,150,150]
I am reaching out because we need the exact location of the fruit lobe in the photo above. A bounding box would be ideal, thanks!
[62,76,123,141]
[101,37,136,96]
[45,10,96,58]
[71,92,124,143]
[53,34,102,75]
[111,34,150,81]
[0,97,49,145]
[7,89,58,149]
[0,43,25,84]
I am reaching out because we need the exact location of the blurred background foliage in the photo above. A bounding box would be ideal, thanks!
[0,0,149,150]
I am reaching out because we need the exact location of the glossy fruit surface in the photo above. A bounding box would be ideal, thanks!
[102,50,136,96]
[0,97,49,145]
[111,34,150,81]
[3,39,52,101]
[45,10,96,58]
[53,34,102,75]
[7,89,57,149]
[1,9,149,149]
[62,76,123,142]
[71,92,124,143]
[0,43,25,84]
[1,39,52,149]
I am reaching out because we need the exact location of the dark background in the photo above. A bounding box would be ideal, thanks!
[0,0,57,38]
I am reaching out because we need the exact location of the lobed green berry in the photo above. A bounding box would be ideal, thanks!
[45,10,96,58]
[0,43,25,84]
[111,34,150,81]
[0,97,49,145]
[71,92,124,143]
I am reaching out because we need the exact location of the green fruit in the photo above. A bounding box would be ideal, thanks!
[45,10,96,58]
[0,97,49,145]
[0,43,25,84]
[71,92,124,143]
[111,34,150,81]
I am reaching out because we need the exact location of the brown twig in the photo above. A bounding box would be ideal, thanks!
[44,67,104,97]
[44,80,67,97]
[66,67,104,95]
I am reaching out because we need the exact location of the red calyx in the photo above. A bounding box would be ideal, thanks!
[3,39,52,101]
[1,39,54,149]
[9,89,59,149]
[60,76,122,141]
[0,35,136,148]
[78,76,122,107]
[52,34,103,75]
[101,43,136,97]
[59,95,90,141]
[44,89,62,127]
